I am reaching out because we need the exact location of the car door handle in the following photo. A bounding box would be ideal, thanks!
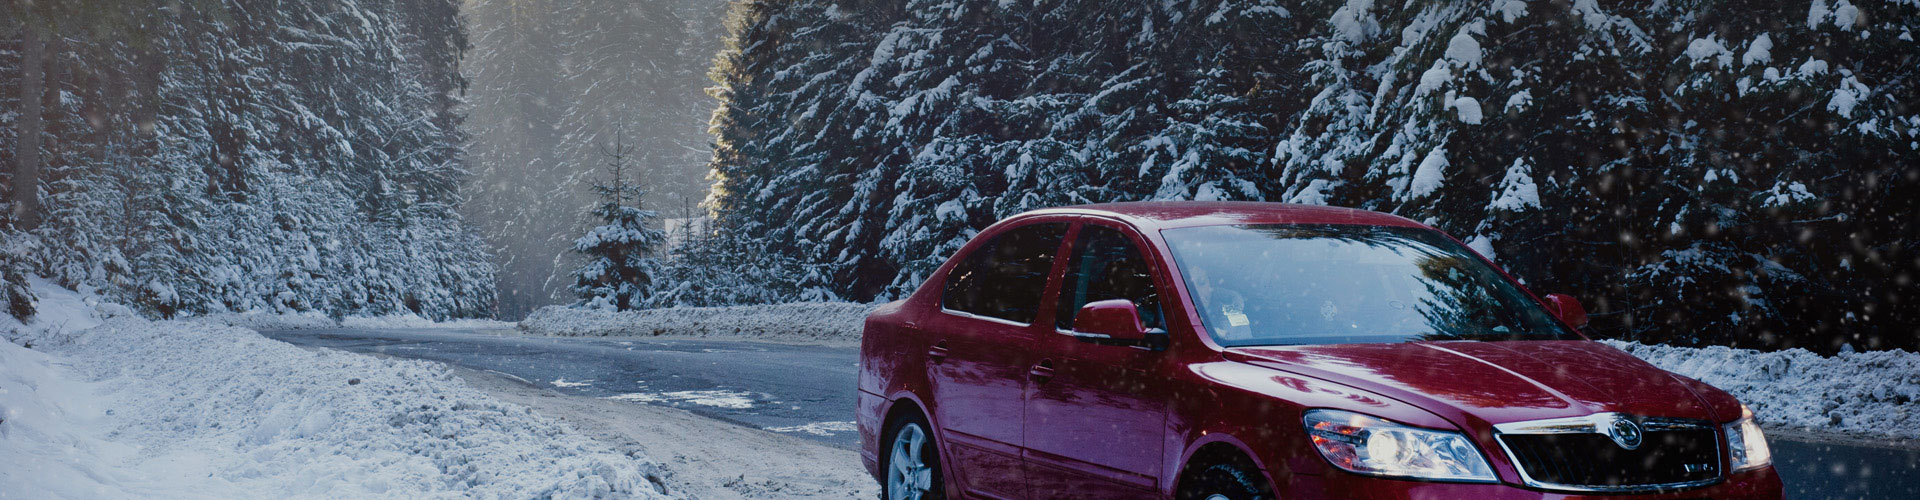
[928,341,950,362]
[1029,360,1055,383]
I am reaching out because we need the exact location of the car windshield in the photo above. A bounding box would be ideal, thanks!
[1163,224,1580,347]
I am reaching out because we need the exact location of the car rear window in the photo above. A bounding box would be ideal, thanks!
[942,222,1068,324]
[1163,224,1579,346]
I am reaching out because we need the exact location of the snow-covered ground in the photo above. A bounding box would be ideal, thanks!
[519,302,880,344]
[2,284,671,499]
[1605,340,1919,441]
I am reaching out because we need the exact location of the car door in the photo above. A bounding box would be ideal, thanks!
[1022,220,1170,498]
[926,221,1070,500]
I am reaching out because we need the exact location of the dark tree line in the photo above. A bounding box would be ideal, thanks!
[2,0,494,320]
[692,0,1919,352]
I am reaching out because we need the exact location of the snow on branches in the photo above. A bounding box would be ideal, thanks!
[700,0,1918,351]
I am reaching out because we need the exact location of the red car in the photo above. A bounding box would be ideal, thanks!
[856,202,1782,500]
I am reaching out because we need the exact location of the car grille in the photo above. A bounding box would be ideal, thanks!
[1494,414,1722,492]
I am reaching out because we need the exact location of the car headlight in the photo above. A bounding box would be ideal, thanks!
[1303,409,1496,482]
[1724,405,1772,471]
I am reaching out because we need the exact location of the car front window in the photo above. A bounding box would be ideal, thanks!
[1055,224,1165,331]
[1163,224,1579,347]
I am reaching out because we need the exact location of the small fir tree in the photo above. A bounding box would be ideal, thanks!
[571,131,666,311]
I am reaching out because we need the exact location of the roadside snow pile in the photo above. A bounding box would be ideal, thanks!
[1605,340,1920,440]
[195,311,511,331]
[193,310,341,330]
[0,333,151,498]
[340,315,513,330]
[4,282,676,499]
[521,302,879,344]
[0,277,134,345]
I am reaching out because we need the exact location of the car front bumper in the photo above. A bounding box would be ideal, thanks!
[1283,466,1783,500]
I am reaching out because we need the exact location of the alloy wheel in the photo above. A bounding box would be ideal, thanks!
[887,422,935,500]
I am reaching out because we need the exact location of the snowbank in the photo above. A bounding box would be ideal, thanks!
[1605,340,1919,440]
[192,310,342,330]
[0,332,146,498]
[520,302,880,344]
[194,311,512,331]
[3,283,675,499]
[340,315,514,330]
[0,277,135,346]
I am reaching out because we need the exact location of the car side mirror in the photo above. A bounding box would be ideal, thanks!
[1071,299,1165,350]
[1542,294,1589,330]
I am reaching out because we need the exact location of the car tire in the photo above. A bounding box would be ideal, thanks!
[880,412,946,500]
[1176,458,1273,500]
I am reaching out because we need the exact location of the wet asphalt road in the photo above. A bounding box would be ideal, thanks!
[264,328,864,448]
[1772,439,1919,500]
[263,328,1918,498]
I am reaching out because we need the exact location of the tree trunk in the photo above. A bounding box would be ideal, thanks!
[10,26,44,230]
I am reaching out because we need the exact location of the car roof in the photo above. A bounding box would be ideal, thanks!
[1025,201,1429,231]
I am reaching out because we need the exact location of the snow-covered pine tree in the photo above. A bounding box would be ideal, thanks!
[1138,0,1298,203]
[857,0,1013,300]
[571,131,667,311]
[1624,0,1920,350]
[1,0,495,321]
[702,0,1918,352]
[646,221,812,308]
[0,231,34,320]
[704,0,895,301]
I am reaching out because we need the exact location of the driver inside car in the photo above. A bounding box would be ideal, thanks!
[1186,264,1252,342]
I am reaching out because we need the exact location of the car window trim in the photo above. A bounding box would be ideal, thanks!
[1053,326,1170,351]
[937,307,1037,328]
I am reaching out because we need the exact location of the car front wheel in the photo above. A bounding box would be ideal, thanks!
[1177,459,1272,500]
[883,414,945,500]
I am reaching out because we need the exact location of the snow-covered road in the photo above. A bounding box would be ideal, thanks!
[271,327,1919,500]
[263,327,862,449]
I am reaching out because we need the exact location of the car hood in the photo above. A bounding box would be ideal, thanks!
[1223,340,1738,430]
